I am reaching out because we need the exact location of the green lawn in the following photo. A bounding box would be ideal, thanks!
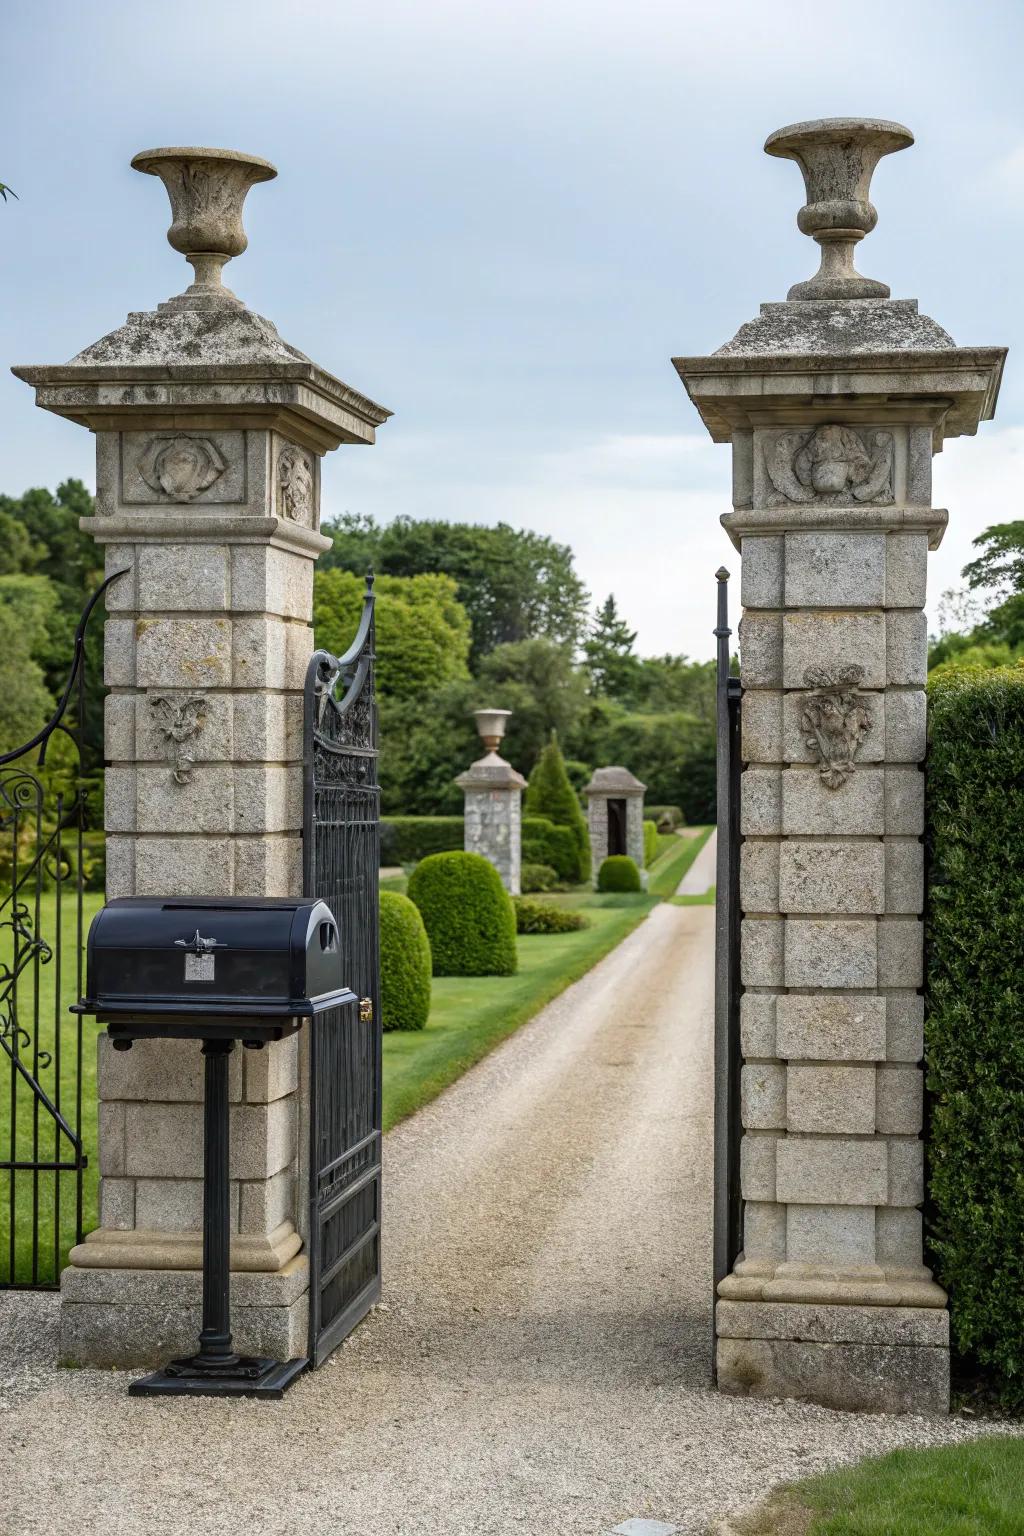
[3,829,713,1275]
[0,889,104,1284]
[747,1440,1024,1536]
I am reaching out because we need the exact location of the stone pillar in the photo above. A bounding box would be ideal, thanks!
[673,119,1005,1413]
[456,709,525,894]
[14,146,390,1365]
[583,766,647,886]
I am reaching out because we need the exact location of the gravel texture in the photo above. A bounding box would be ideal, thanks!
[0,904,1016,1536]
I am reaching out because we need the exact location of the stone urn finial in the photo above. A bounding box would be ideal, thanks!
[473,708,512,754]
[764,118,913,301]
[131,146,277,312]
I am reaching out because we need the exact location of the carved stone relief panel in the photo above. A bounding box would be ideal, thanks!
[276,440,317,528]
[757,425,896,508]
[121,430,246,505]
[147,691,209,784]
[800,665,872,789]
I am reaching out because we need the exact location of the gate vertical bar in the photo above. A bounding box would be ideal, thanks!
[713,568,742,1363]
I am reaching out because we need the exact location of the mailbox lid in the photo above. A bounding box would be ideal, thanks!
[81,895,347,1018]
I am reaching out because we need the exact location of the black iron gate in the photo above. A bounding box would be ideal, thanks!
[303,575,382,1366]
[1,575,118,1288]
[712,568,742,1328]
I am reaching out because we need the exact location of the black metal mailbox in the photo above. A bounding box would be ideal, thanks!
[75,894,353,1402]
[77,895,352,1045]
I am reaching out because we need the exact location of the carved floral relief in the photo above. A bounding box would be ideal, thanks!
[800,665,872,789]
[138,434,227,502]
[765,425,894,507]
[148,692,209,785]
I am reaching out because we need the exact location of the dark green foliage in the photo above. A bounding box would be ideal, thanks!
[407,851,517,977]
[643,819,658,868]
[646,804,685,829]
[578,704,716,825]
[926,666,1024,1407]
[379,892,432,1031]
[512,898,589,934]
[380,816,464,865]
[521,815,579,883]
[597,855,641,892]
[321,513,589,662]
[524,735,590,881]
[476,638,588,771]
[584,594,641,700]
[520,862,558,893]
[314,568,471,700]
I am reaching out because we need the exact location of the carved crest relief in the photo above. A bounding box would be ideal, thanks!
[278,443,316,526]
[148,693,209,785]
[138,434,227,502]
[765,425,894,507]
[800,665,872,789]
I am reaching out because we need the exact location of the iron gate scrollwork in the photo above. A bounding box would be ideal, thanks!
[1,572,123,1288]
[712,568,742,1357]
[303,574,382,1366]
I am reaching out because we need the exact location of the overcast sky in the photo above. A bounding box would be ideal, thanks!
[4,0,1023,658]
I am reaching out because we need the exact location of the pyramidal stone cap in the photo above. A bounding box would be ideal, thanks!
[583,766,647,797]
[12,144,391,454]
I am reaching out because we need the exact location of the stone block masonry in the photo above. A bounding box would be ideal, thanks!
[14,144,391,1366]
[673,116,1004,1414]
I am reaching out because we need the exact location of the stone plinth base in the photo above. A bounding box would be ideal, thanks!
[59,1254,308,1368]
[716,1299,949,1414]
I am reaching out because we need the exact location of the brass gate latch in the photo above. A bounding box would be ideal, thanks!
[359,997,373,1023]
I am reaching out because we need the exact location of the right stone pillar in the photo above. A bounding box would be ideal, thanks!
[674,118,1006,1413]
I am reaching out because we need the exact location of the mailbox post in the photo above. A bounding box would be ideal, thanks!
[76,896,350,1397]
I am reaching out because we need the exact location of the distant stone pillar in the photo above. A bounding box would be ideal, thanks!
[456,709,525,894]
[14,145,391,1365]
[674,119,1005,1413]
[583,767,647,886]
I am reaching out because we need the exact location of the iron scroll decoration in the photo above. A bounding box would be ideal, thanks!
[1,567,129,1287]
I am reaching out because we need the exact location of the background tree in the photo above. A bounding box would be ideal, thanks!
[321,513,589,661]
[584,594,641,700]
[524,733,590,881]
[313,569,471,700]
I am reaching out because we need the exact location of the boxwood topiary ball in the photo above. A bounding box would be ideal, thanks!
[597,854,642,893]
[379,891,432,1031]
[407,851,517,977]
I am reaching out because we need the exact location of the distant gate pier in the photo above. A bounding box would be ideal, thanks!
[584,767,647,886]
[456,708,526,894]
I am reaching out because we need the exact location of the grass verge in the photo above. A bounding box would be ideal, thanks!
[734,1440,1024,1536]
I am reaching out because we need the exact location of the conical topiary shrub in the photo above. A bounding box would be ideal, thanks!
[379,891,432,1031]
[407,851,517,977]
[524,732,590,882]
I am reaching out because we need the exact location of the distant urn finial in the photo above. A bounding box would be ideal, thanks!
[131,146,277,312]
[764,118,913,301]
[473,708,512,754]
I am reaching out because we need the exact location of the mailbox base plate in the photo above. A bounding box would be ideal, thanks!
[129,1355,308,1400]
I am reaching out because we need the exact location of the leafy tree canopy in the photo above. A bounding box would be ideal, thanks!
[584,594,641,700]
[321,513,589,661]
[313,569,471,702]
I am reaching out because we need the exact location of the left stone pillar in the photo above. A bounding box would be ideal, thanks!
[456,709,525,894]
[13,145,391,1365]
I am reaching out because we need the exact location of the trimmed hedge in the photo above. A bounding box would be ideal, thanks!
[407,850,517,977]
[522,815,579,883]
[647,804,685,830]
[380,816,463,865]
[926,666,1024,1407]
[521,862,558,893]
[643,819,658,867]
[379,891,432,1031]
[512,897,590,934]
[597,855,641,893]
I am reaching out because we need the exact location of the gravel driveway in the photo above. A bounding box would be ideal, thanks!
[0,902,1011,1536]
